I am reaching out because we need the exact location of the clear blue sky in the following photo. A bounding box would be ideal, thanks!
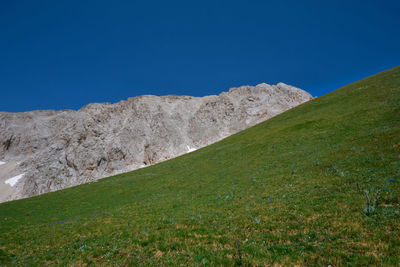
[1,0,399,112]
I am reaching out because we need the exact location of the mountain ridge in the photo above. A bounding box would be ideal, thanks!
[0,82,312,202]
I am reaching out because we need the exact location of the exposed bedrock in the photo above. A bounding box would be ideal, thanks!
[0,83,312,201]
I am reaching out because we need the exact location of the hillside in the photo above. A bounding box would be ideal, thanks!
[0,66,399,266]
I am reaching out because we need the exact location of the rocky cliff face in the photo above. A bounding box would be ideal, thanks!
[0,83,312,202]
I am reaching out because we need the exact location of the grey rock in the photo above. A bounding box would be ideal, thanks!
[0,83,312,202]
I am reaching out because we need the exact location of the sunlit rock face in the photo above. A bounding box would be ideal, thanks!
[0,83,312,202]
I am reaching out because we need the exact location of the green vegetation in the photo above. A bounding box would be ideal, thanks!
[1,66,400,266]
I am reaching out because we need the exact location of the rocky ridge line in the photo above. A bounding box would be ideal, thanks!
[0,82,313,202]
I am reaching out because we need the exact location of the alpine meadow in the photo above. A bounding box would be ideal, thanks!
[1,66,399,266]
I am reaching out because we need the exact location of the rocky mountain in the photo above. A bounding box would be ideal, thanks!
[0,83,312,202]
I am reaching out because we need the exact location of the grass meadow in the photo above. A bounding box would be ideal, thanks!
[1,66,399,266]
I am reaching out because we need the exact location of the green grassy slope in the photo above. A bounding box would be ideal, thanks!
[1,66,400,266]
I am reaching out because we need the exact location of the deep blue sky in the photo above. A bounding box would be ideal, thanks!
[1,0,399,112]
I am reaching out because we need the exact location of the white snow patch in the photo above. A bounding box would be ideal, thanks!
[186,146,197,152]
[5,173,25,187]
[0,161,5,166]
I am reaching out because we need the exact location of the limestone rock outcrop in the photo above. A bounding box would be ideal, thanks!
[0,83,312,202]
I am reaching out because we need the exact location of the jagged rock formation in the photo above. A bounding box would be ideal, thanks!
[0,83,312,202]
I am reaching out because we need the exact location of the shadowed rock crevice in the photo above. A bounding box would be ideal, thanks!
[4,136,13,151]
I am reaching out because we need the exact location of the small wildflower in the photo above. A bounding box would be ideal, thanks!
[387,179,396,182]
